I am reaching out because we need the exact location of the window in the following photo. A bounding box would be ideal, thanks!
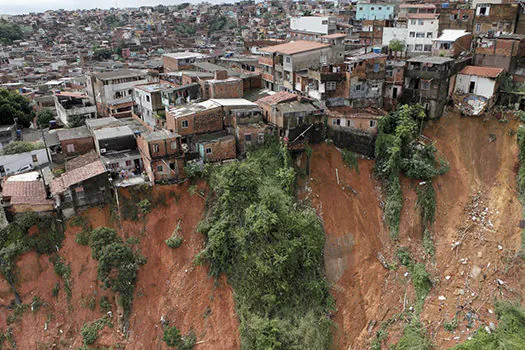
[418,20,424,26]
[245,134,252,142]
[371,7,374,10]
[153,144,160,152]
[169,162,176,170]
[146,95,150,102]
[373,63,379,73]
[426,32,433,38]
[326,81,337,90]
[355,84,361,91]
[476,23,481,32]
[416,32,425,38]
[171,141,177,150]
[322,20,328,25]
[424,44,432,51]
[479,6,488,16]
[450,14,458,20]
[32,154,38,162]
[359,7,363,11]
[109,163,119,169]
[66,144,75,153]
[181,120,189,128]
[421,80,431,90]
[285,57,291,63]
[409,32,415,37]
[462,14,469,20]
[347,119,354,127]
[258,133,265,142]
[411,20,416,25]
[157,165,163,172]
[414,44,423,51]
[126,160,132,167]
[205,147,212,154]
[378,7,382,10]
[369,120,377,128]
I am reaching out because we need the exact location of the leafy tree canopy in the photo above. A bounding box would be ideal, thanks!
[0,89,33,127]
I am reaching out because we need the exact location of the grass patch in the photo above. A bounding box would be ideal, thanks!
[80,316,113,345]
[163,325,196,349]
[50,255,72,302]
[342,149,359,173]
[397,321,432,350]
[166,223,183,249]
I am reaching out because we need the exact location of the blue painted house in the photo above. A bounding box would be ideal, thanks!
[356,3,396,20]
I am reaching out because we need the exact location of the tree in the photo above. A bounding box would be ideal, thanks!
[389,39,406,52]
[36,108,54,128]
[0,89,33,127]
[92,48,112,61]
[2,141,43,155]
[0,20,23,45]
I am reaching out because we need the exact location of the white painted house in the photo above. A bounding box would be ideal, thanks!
[455,66,503,98]
[382,27,408,47]
[406,14,439,55]
[454,65,504,115]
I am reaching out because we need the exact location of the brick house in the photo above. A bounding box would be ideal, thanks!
[200,70,244,99]
[165,100,224,142]
[473,3,519,36]
[327,107,384,135]
[50,152,110,218]
[474,34,525,80]
[231,107,269,154]
[56,126,95,157]
[432,30,472,58]
[163,52,212,72]
[195,132,237,162]
[136,130,185,183]
[2,172,54,215]
[384,59,406,110]
[345,52,387,108]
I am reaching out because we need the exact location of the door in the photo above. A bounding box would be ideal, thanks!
[392,86,398,99]
[469,81,476,94]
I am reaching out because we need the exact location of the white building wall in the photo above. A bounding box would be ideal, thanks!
[290,16,334,35]
[0,148,50,176]
[383,27,408,46]
[455,74,496,98]
[103,79,150,105]
[406,18,439,54]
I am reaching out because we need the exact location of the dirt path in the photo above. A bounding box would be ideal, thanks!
[0,182,240,349]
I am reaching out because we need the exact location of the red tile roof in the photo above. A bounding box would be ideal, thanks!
[322,33,347,39]
[256,91,298,106]
[50,159,107,195]
[459,66,504,78]
[259,40,330,55]
[2,180,53,205]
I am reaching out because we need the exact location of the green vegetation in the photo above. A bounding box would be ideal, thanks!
[0,213,64,304]
[388,39,406,52]
[2,141,44,155]
[342,149,359,173]
[166,223,183,248]
[444,314,458,332]
[99,296,112,313]
[0,20,23,44]
[36,108,55,128]
[396,248,432,314]
[163,325,196,349]
[397,321,433,350]
[6,303,28,324]
[80,227,145,320]
[80,316,113,345]
[0,88,33,127]
[375,104,448,237]
[452,302,525,349]
[50,255,72,302]
[197,140,333,349]
[68,114,89,127]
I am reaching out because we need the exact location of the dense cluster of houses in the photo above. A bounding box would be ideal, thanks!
[1,0,525,222]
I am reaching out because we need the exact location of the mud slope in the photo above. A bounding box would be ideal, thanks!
[0,182,240,349]
[306,113,525,349]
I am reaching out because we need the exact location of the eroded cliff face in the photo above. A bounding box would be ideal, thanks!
[303,113,525,349]
[0,182,240,349]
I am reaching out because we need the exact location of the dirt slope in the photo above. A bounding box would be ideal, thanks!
[305,112,525,349]
[0,182,240,349]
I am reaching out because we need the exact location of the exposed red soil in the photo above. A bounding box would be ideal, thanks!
[0,182,240,349]
[304,112,525,349]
